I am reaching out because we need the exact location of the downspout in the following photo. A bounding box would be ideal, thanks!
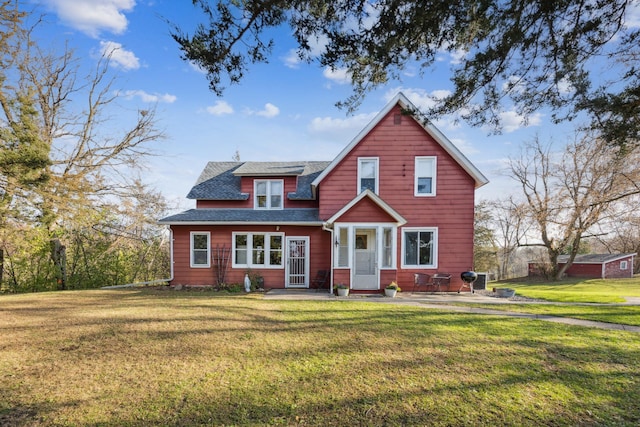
[322,223,334,295]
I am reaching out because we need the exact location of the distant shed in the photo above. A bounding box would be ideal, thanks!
[557,253,636,279]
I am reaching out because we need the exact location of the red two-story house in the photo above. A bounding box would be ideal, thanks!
[159,92,488,292]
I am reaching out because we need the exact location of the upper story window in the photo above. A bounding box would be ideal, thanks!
[255,180,283,209]
[358,158,378,194]
[415,156,436,196]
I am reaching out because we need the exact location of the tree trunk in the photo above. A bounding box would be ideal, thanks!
[0,248,4,290]
[50,239,67,290]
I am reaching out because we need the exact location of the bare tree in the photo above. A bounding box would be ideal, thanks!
[509,134,640,280]
[0,14,165,290]
[487,197,530,280]
[591,196,640,272]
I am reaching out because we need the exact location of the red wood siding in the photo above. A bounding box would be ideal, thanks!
[170,224,330,287]
[334,197,397,223]
[558,255,635,279]
[604,256,634,278]
[319,104,476,289]
[560,263,603,278]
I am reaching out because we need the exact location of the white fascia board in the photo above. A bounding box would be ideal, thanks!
[325,189,407,226]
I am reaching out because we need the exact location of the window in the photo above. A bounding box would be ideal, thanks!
[233,232,284,268]
[402,227,438,268]
[382,227,393,268]
[255,180,283,209]
[415,157,436,196]
[358,158,378,193]
[190,232,210,268]
[336,227,349,268]
[621,261,628,270]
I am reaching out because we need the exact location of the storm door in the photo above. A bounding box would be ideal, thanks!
[286,237,309,288]
[352,228,378,289]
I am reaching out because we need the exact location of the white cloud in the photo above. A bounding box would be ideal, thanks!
[499,110,542,133]
[99,41,140,70]
[206,101,234,116]
[556,76,574,95]
[43,0,135,38]
[189,61,207,74]
[323,67,351,85]
[118,90,176,103]
[626,1,640,28]
[308,112,377,140]
[256,103,280,118]
[282,35,328,68]
[502,75,526,95]
[283,50,301,69]
[244,103,280,118]
[384,87,451,112]
[449,48,468,65]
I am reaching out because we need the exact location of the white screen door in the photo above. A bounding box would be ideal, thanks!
[353,228,378,289]
[286,237,309,288]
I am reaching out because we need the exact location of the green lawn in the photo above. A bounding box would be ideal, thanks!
[458,303,640,327]
[494,277,640,303]
[2,289,640,426]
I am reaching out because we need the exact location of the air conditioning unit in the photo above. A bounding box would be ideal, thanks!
[474,272,488,290]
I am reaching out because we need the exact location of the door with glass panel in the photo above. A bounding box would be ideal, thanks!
[353,228,378,289]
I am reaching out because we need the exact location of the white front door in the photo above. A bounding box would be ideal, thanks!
[352,228,378,290]
[286,237,309,288]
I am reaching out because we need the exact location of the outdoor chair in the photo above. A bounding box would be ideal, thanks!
[312,269,329,291]
[413,273,438,292]
[433,273,452,292]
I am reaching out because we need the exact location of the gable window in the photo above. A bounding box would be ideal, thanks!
[358,158,378,194]
[415,157,436,196]
[190,232,210,268]
[233,232,284,268]
[402,227,438,268]
[255,180,283,209]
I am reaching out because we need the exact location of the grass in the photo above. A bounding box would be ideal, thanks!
[456,304,640,327]
[2,289,640,426]
[493,277,640,303]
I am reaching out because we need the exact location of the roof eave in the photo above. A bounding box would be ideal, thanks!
[158,220,324,226]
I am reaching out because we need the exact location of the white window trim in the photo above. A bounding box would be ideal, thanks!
[401,226,438,269]
[190,231,211,268]
[380,226,397,269]
[357,157,379,194]
[414,156,437,197]
[621,260,628,270]
[334,226,350,269]
[254,179,284,210]
[232,232,285,269]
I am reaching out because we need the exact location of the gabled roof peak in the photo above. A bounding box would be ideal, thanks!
[311,91,488,190]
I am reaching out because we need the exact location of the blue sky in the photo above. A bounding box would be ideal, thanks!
[25,0,640,212]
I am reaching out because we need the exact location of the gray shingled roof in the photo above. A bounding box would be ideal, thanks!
[187,162,248,200]
[187,161,330,200]
[557,253,636,264]
[233,162,306,176]
[159,208,322,224]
